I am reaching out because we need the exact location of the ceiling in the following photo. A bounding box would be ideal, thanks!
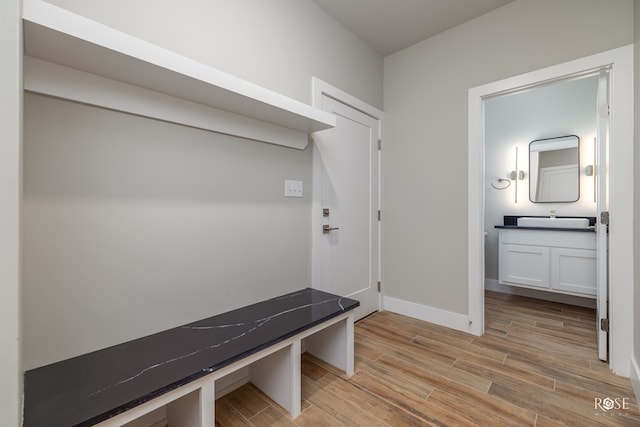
[313,0,514,57]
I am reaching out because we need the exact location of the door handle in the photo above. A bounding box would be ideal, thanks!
[323,224,340,234]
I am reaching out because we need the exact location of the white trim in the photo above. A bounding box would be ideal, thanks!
[468,83,485,337]
[312,78,385,120]
[310,78,384,316]
[0,0,22,424]
[606,46,634,377]
[468,45,634,376]
[631,356,640,406]
[384,296,471,333]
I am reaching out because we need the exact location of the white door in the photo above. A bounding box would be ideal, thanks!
[595,70,610,362]
[312,93,380,320]
[537,165,579,201]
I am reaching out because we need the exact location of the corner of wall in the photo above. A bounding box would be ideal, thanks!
[631,356,640,408]
[383,295,474,335]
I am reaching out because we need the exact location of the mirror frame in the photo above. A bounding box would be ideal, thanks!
[528,135,580,203]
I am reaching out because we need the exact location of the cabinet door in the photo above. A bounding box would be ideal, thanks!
[499,244,550,288]
[550,248,597,296]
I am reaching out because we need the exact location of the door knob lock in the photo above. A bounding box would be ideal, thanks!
[323,224,340,234]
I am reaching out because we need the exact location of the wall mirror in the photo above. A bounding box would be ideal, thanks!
[529,135,580,203]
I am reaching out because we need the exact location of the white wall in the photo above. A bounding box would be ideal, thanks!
[23,1,382,369]
[484,75,598,281]
[0,0,22,425]
[44,0,383,110]
[23,95,312,368]
[383,0,633,314]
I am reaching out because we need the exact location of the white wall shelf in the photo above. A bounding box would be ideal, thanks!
[22,0,335,149]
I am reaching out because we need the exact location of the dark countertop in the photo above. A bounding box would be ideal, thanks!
[23,288,359,427]
[495,225,596,233]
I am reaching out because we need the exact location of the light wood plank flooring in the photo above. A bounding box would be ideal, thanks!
[215,291,640,426]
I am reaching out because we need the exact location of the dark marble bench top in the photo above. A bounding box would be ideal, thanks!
[23,288,359,427]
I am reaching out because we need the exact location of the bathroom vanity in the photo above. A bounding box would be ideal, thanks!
[496,217,597,298]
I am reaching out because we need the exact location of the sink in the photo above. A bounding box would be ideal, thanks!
[516,217,590,229]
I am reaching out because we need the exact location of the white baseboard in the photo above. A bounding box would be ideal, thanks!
[631,356,640,406]
[484,279,596,309]
[382,284,596,338]
[383,296,472,334]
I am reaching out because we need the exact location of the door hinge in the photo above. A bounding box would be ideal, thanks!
[378,139,382,150]
[377,281,381,292]
[600,318,610,332]
[378,210,381,221]
[600,211,609,226]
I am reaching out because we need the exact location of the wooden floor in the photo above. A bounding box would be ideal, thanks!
[215,291,640,426]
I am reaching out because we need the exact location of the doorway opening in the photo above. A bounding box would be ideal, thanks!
[467,45,634,377]
[482,72,605,361]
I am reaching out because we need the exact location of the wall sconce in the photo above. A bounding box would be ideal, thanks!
[513,147,525,203]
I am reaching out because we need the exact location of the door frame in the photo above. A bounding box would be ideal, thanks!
[310,78,384,312]
[467,45,633,376]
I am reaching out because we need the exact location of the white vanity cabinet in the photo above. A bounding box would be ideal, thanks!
[498,229,596,298]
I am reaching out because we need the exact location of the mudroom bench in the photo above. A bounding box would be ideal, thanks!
[23,288,359,426]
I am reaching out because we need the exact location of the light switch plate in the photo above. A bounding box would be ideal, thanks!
[284,180,303,198]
